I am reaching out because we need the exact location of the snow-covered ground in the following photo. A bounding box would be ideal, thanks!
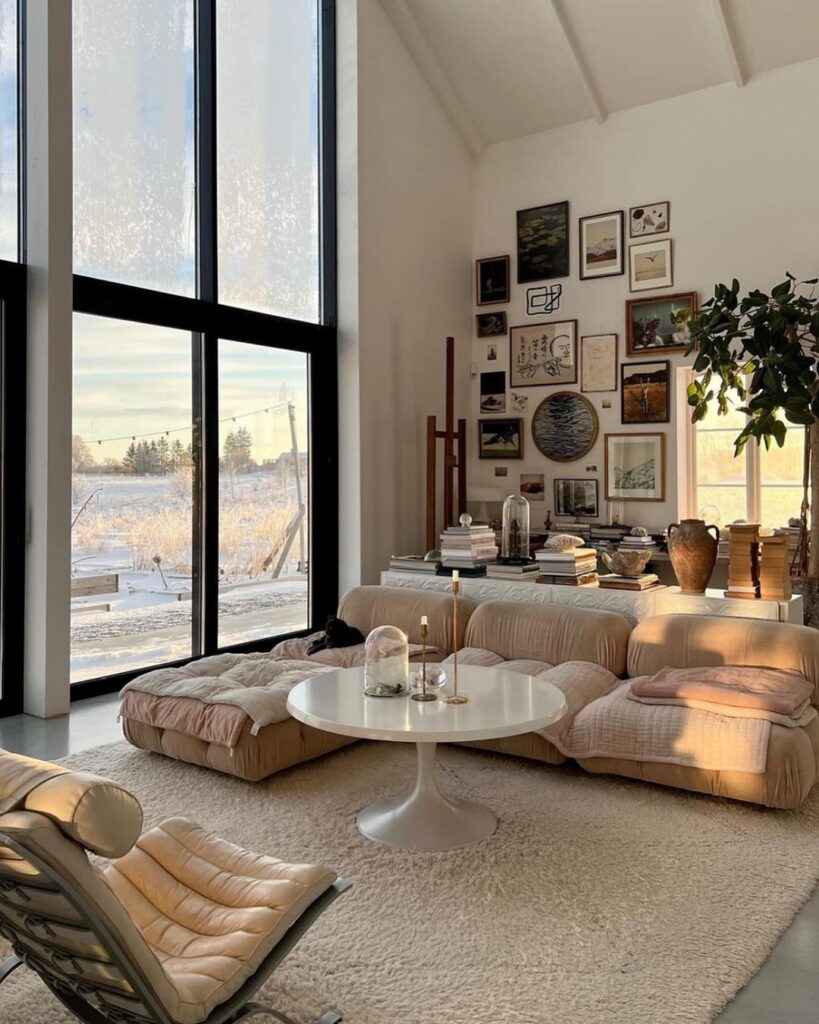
[71,471,308,682]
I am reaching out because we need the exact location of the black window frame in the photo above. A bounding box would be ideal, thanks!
[70,0,338,701]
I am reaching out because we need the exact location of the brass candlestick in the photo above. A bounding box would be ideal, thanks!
[444,572,468,705]
[411,617,436,702]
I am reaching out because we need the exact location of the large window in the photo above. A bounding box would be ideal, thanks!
[0,0,17,262]
[70,0,336,692]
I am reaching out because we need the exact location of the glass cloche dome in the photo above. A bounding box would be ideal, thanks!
[501,494,531,563]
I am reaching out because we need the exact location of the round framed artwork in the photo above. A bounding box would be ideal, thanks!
[531,391,599,462]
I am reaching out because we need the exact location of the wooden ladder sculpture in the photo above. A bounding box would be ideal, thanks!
[426,336,467,551]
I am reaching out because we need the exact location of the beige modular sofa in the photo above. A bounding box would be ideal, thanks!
[120,586,819,808]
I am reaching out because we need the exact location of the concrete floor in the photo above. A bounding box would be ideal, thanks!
[0,695,814,1021]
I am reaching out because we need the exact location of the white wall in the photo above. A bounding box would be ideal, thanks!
[470,58,819,532]
[338,0,474,588]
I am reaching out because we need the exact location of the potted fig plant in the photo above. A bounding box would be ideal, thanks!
[686,273,819,625]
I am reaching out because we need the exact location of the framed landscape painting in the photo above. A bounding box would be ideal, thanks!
[476,255,510,305]
[621,360,670,423]
[629,238,673,292]
[579,210,624,280]
[554,478,599,518]
[626,291,697,355]
[478,418,523,459]
[510,320,577,388]
[605,433,665,502]
[516,201,569,283]
[476,311,507,337]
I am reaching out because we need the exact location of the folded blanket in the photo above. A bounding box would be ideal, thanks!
[628,694,817,729]
[631,665,813,718]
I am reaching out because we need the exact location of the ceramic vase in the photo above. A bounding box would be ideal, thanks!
[667,519,719,594]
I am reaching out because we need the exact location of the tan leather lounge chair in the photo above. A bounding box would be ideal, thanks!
[0,749,349,1024]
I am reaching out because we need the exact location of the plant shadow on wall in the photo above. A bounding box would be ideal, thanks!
[687,274,819,625]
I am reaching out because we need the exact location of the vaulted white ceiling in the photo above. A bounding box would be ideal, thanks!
[379,0,819,155]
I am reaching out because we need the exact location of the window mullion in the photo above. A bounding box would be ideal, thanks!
[195,0,217,303]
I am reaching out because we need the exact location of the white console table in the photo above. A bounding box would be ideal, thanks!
[380,571,803,626]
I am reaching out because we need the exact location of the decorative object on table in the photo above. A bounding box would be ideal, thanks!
[601,548,653,577]
[480,371,506,413]
[629,201,670,237]
[526,284,562,316]
[411,615,437,702]
[579,210,624,280]
[425,336,468,550]
[363,625,409,697]
[759,534,792,601]
[605,433,665,502]
[478,417,524,459]
[476,311,507,338]
[440,513,498,570]
[543,532,585,551]
[621,359,670,424]
[667,519,719,594]
[535,542,598,586]
[511,391,528,412]
[626,292,697,355]
[629,238,673,292]
[520,473,545,499]
[531,392,598,462]
[580,334,617,392]
[486,342,498,360]
[554,478,599,518]
[443,572,468,705]
[306,616,366,655]
[510,320,577,387]
[726,523,761,599]
[476,255,510,305]
[410,663,447,694]
[500,494,531,563]
[517,200,569,282]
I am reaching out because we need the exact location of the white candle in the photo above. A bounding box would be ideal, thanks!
[451,570,460,583]
[420,615,428,626]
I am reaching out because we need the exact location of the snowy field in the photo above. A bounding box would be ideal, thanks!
[71,471,308,682]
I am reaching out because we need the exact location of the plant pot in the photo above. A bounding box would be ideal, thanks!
[793,578,819,630]
[667,519,719,594]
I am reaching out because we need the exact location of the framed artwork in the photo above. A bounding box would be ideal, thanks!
[520,473,545,499]
[531,392,598,463]
[486,343,498,361]
[476,255,510,305]
[478,418,524,460]
[626,291,697,355]
[629,202,670,237]
[580,334,617,392]
[479,371,506,414]
[605,433,665,502]
[510,320,577,388]
[476,311,507,337]
[494,466,508,477]
[629,238,673,292]
[554,478,599,518]
[621,360,670,424]
[579,210,624,280]
[516,201,569,283]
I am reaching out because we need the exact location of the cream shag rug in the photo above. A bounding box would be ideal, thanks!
[3,740,819,1024]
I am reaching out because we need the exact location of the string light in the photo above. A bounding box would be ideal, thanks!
[82,402,292,447]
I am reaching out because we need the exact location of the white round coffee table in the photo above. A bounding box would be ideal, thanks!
[287,665,566,851]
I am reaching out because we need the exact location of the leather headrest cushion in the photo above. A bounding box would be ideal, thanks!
[23,772,143,858]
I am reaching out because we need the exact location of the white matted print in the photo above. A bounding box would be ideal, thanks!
[629,202,670,237]
[629,238,673,292]
[579,211,624,279]
[580,333,617,392]
[605,433,665,502]
[510,320,577,388]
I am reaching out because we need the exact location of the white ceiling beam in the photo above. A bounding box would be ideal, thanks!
[710,0,745,87]
[548,0,605,125]
[379,0,485,158]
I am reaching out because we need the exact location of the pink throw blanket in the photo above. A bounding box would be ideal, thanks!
[630,665,813,719]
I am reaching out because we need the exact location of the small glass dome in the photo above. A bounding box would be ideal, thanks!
[501,494,531,562]
[363,625,409,697]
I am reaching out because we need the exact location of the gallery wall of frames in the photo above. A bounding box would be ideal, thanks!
[468,66,819,535]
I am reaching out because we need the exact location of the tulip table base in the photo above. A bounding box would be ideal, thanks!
[356,741,497,850]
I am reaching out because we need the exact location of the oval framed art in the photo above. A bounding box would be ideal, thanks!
[531,391,599,462]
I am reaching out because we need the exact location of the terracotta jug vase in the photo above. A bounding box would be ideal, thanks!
[667,519,719,594]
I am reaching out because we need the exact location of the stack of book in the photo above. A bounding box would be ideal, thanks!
[619,533,658,553]
[725,523,760,599]
[549,521,592,543]
[759,534,792,601]
[439,523,498,571]
[486,562,540,580]
[599,573,661,591]
[389,554,439,574]
[535,546,599,586]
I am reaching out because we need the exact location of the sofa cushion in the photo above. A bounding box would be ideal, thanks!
[338,585,474,655]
